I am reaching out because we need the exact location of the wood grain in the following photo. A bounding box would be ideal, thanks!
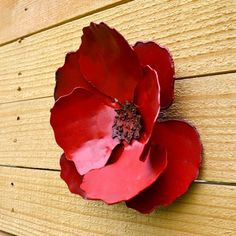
[0,166,235,236]
[0,73,235,182]
[0,0,235,104]
[0,0,126,45]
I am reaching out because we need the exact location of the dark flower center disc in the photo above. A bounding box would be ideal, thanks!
[112,102,142,144]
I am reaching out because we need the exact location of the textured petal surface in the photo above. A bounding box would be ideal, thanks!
[50,88,119,175]
[126,120,202,213]
[81,141,167,204]
[79,22,142,102]
[54,51,92,100]
[134,66,160,142]
[133,42,175,109]
[60,154,84,196]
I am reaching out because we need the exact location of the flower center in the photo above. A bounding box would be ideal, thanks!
[112,101,142,144]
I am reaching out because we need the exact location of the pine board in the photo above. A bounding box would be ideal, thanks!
[0,0,236,104]
[0,73,235,182]
[0,166,235,236]
[0,0,125,45]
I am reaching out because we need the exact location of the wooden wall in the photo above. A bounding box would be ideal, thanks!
[0,0,235,235]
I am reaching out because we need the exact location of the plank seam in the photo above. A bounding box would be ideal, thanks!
[0,0,133,48]
[0,164,235,186]
[1,70,235,106]
[178,69,236,80]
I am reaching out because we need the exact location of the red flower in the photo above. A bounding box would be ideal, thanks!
[50,22,202,213]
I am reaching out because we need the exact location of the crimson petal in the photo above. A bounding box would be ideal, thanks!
[133,42,175,109]
[134,66,160,142]
[126,120,202,213]
[54,51,92,100]
[50,88,119,175]
[79,22,142,102]
[60,154,84,196]
[80,141,167,204]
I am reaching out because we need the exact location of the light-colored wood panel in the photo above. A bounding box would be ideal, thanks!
[0,166,235,236]
[0,0,235,104]
[0,73,235,182]
[0,0,126,45]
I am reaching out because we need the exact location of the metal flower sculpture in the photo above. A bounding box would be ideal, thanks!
[50,22,202,213]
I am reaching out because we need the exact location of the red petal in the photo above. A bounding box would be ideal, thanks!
[79,22,142,102]
[50,88,119,175]
[60,154,84,196]
[134,66,160,142]
[54,51,92,100]
[126,120,202,213]
[80,141,167,204]
[133,42,175,109]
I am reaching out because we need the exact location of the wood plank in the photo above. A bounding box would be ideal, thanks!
[0,0,235,104]
[0,166,235,236]
[0,0,126,45]
[0,73,235,182]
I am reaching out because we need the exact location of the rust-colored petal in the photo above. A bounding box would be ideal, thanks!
[50,88,119,175]
[126,120,202,213]
[133,42,175,109]
[80,141,167,204]
[79,22,142,103]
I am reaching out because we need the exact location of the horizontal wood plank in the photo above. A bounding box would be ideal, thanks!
[0,73,235,182]
[0,0,125,45]
[0,0,235,104]
[0,166,235,236]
